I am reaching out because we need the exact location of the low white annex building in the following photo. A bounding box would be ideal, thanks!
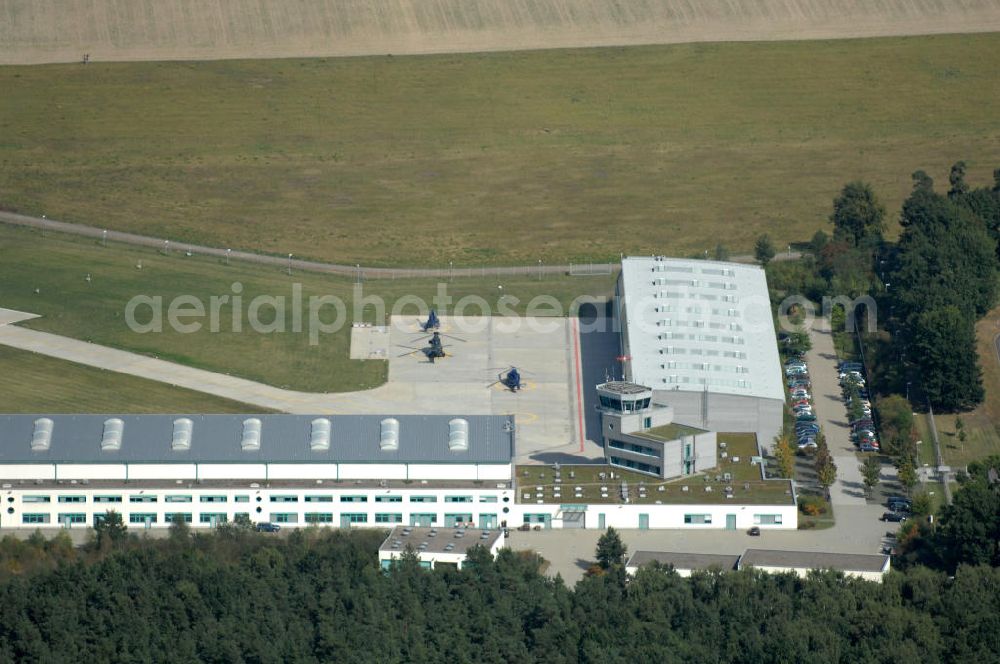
[738,549,891,582]
[629,549,891,582]
[378,525,505,570]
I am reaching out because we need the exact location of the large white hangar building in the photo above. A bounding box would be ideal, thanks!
[615,257,784,446]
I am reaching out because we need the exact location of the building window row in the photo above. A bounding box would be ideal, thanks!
[22,513,50,524]
[609,455,661,476]
[607,439,659,458]
[684,514,712,525]
[754,514,783,525]
[304,513,334,523]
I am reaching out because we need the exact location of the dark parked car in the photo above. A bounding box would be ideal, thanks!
[748,526,761,536]
[256,522,281,532]
[881,512,907,523]
[888,498,912,513]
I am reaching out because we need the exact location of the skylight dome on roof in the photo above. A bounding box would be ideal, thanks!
[241,418,262,451]
[380,418,399,451]
[310,418,331,451]
[448,418,469,452]
[101,418,124,451]
[171,418,193,451]
[30,418,53,451]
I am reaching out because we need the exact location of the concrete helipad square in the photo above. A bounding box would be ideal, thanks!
[349,324,390,360]
[378,315,578,460]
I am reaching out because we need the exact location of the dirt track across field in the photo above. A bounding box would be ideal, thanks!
[3,0,1000,65]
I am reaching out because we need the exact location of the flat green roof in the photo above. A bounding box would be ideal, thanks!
[515,434,792,506]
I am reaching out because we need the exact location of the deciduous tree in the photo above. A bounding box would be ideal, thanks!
[861,457,881,498]
[830,181,885,247]
[755,234,776,267]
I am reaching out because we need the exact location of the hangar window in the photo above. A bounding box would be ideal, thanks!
[58,513,86,524]
[305,513,334,523]
[684,514,712,525]
[199,513,227,524]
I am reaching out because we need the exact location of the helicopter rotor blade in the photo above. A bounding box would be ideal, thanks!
[437,333,466,343]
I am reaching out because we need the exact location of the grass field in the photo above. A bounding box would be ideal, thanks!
[2,33,1000,266]
[0,346,262,413]
[0,224,613,393]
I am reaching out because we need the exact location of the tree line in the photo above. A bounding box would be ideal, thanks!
[0,520,997,663]
[765,163,1000,414]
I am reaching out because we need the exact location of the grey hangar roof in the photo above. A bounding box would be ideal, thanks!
[627,551,741,572]
[739,549,890,573]
[618,256,784,401]
[0,414,515,465]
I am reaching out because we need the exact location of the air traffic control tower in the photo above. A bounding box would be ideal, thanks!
[596,381,717,480]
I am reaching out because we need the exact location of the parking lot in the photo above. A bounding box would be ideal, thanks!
[803,317,893,511]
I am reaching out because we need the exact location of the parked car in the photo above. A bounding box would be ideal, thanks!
[796,413,817,422]
[881,511,907,523]
[256,522,281,533]
[888,497,912,512]
[859,442,879,452]
[747,526,761,536]
[797,439,818,450]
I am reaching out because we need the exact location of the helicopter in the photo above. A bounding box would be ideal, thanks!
[488,366,526,392]
[419,309,441,333]
[398,330,465,363]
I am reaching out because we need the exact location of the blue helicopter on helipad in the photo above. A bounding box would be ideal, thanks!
[488,366,526,392]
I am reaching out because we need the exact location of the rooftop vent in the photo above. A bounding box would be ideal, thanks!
[101,418,124,451]
[30,418,53,451]
[379,418,399,451]
[448,418,469,452]
[241,418,262,451]
[310,418,331,451]
[171,418,193,451]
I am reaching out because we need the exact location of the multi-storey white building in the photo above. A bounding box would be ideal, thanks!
[0,413,797,531]
[0,414,517,530]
